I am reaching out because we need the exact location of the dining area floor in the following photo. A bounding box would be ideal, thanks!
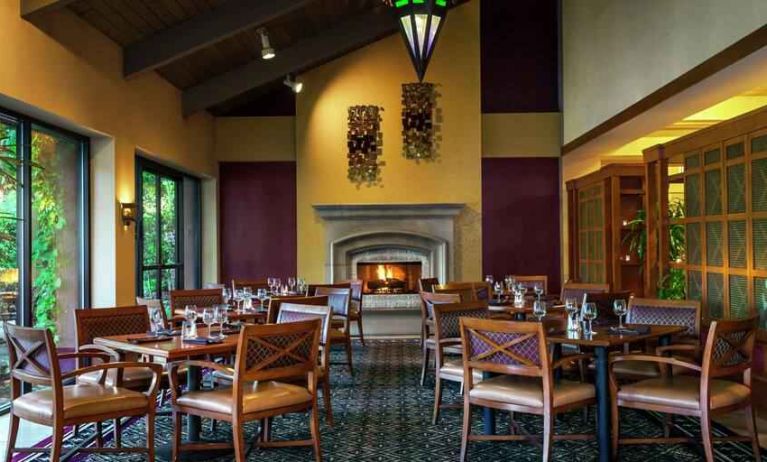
[4,339,764,462]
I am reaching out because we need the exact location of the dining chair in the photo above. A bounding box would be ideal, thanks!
[4,323,162,462]
[433,282,489,302]
[232,278,269,291]
[267,295,329,324]
[458,318,595,462]
[418,277,440,293]
[560,282,609,303]
[137,296,168,329]
[168,320,323,462]
[346,279,366,346]
[315,286,354,374]
[609,316,760,461]
[419,291,461,386]
[277,303,334,424]
[431,301,488,424]
[169,288,224,312]
[513,275,549,294]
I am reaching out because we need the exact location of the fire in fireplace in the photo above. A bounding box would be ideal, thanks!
[357,261,422,294]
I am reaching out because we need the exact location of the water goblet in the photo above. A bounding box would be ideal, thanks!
[288,277,297,293]
[565,297,579,331]
[533,300,547,322]
[212,305,225,339]
[484,275,494,286]
[534,283,544,300]
[582,302,598,336]
[613,299,628,329]
[493,281,503,302]
[202,308,214,338]
[222,287,232,306]
[256,288,268,310]
[184,305,198,338]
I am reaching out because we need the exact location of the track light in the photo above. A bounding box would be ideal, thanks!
[257,28,275,60]
[283,75,303,94]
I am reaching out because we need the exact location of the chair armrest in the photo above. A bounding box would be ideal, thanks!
[609,354,701,373]
[78,344,122,361]
[655,343,700,356]
[167,360,235,402]
[57,351,114,363]
[551,353,593,371]
[61,362,163,397]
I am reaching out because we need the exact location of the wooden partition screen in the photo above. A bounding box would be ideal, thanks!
[644,106,767,338]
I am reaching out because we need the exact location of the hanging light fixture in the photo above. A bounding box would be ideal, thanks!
[257,27,275,60]
[391,0,449,82]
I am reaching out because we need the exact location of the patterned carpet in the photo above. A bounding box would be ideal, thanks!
[19,340,764,461]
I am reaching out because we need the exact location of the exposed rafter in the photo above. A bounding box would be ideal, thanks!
[123,0,312,77]
[182,9,398,116]
[20,0,77,22]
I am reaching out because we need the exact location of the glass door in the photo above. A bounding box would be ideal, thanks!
[137,158,183,309]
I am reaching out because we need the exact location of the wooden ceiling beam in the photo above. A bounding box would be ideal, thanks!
[123,0,312,77]
[182,10,397,115]
[20,0,77,21]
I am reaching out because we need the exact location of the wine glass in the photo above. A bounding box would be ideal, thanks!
[149,306,164,335]
[484,275,494,286]
[256,288,268,310]
[288,277,297,294]
[297,278,307,295]
[493,281,503,302]
[222,287,232,307]
[614,299,628,329]
[534,283,544,300]
[184,305,198,338]
[242,287,253,311]
[533,300,547,322]
[202,308,214,338]
[582,302,598,336]
[504,275,515,291]
[565,297,579,331]
[267,277,274,293]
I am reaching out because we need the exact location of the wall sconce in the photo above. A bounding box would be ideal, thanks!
[120,202,136,228]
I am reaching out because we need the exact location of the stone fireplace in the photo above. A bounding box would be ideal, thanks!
[313,203,464,321]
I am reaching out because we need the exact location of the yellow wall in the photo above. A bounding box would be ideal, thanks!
[0,4,216,327]
[295,1,482,283]
[215,117,296,162]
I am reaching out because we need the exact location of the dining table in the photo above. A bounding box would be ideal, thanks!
[171,306,266,326]
[487,296,563,321]
[94,327,241,461]
[480,323,686,462]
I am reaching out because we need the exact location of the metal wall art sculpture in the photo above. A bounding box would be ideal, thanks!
[347,105,384,185]
[402,82,436,160]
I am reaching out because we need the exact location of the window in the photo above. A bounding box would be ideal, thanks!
[0,109,89,413]
[136,157,201,309]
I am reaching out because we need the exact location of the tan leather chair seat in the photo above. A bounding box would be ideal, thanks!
[469,375,594,408]
[13,385,149,424]
[177,381,312,415]
[617,376,750,410]
[78,366,155,388]
[439,359,483,382]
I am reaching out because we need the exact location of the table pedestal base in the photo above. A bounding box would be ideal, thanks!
[156,441,234,461]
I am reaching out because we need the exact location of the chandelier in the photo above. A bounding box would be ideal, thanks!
[387,0,449,82]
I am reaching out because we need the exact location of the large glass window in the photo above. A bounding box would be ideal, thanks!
[0,110,88,413]
[137,158,200,309]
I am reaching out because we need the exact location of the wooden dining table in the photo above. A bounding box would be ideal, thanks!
[94,328,240,460]
[481,323,686,462]
[487,297,563,321]
[171,307,266,326]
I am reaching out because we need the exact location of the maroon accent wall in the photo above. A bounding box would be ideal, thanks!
[482,158,561,294]
[219,162,297,283]
[480,0,559,113]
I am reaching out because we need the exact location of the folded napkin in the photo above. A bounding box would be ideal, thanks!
[182,337,224,345]
[608,325,651,336]
[129,335,172,344]
[146,329,181,337]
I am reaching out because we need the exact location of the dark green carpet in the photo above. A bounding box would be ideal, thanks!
[36,340,763,461]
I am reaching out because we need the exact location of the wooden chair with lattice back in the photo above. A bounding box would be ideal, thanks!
[267,295,329,325]
[610,316,760,461]
[170,288,224,312]
[277,303,334,425]
[433,282,490,302]
[512,275,548,294]
[345,279,366,346]
[560,282,609,303]
[419,291,461,386]
[232,278,270,292]
[4,323,162,462]
[168,320,323,462]
[416,278,440,348]
[431,301,489,424]
[418,277,440,293]
[458,318,595,461]
[314,285,354,374]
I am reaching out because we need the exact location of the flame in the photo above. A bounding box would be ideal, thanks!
[376,264,394,280]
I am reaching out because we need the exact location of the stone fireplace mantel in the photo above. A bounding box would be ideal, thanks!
[313,203,465,287]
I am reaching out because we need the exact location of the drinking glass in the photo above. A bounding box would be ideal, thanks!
[613,299,628,329]
[267,277,274,293]
[297,278,307,295]
[504,275,515,290]
[582,302,598,336]
[149,307,164,335]
[184,305,198,338]
[233,289,243,312]
[242,287,253,311]
[202,308,214,338]
[534,283,544,300]
[212,306,224,338]
[565,297,579,331]
[256,288,268,310]
[533,300,547,322]
[222,287,232,306]
[493,281,503,302]
[288,277,297,293]
[484,275,494,285]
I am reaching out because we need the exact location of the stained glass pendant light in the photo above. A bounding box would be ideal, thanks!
[392,0,449,82]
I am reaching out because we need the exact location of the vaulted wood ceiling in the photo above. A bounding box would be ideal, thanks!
[22,0,456,116]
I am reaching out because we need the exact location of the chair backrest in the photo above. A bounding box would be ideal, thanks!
[314,286,351,316]
[75,306,150,347]
[170,289,223,311]
[136,297,168,328]
[233,320,321,385]
[432,301,490,343]
[460,317,549,380]
[513,275,548,294]
[232,279,269,291]
[584,291,633,324]
[418,277,440,293]
[561,282,610,303]
[627,298,701,337]
[307,282,351,297]
[277,303,332,346]
[702,316,757,380]
[4,323,59,388]
[433,282,486,302]
[343,279,363,302]
[420,291,461,320]
[267,295,328,324]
